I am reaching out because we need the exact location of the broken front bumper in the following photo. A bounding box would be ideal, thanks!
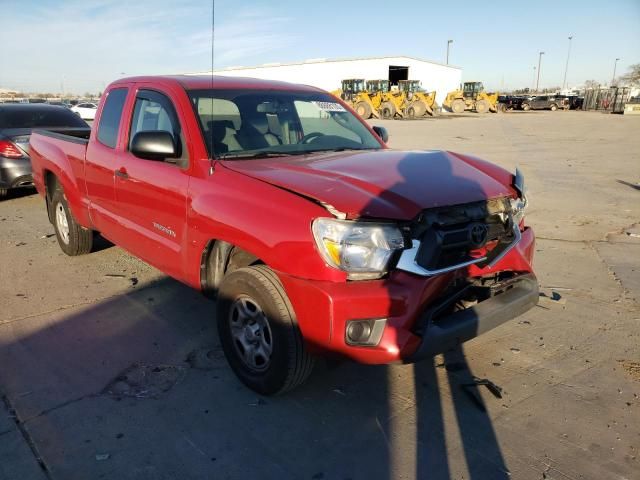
[404,273,539,363]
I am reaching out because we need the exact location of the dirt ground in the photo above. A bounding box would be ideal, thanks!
[1,110,639,480]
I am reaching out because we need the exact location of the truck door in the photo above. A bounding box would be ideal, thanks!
[113,88,190,279]
[84,87,128,233]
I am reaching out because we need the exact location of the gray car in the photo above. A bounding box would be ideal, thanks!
[0,104,88,198]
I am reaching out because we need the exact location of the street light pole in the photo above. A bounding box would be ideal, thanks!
[446,39,453,65]
[536,51,545,92]
[612,58,620,86]
[563,36,573,91]
[532,66,536,92]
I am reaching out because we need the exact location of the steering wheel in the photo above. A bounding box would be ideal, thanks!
[299,132,324,144]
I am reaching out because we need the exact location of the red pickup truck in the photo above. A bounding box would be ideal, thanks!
[29,75,537,394]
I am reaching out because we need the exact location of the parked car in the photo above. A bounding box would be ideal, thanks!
[70,102,98,120]
[29,76,537,394]
[0,104,88,198]
[498,95,526,112]
[521,95,569,111]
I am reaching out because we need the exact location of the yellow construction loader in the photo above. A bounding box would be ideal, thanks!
[443,82,499,114]
[331,79,380,119]
[378,86,408,119]
[398,80,439,117]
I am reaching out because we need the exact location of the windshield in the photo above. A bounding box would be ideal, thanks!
[188,88,382,159]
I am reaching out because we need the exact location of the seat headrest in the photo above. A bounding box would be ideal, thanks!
[245,114,269,135]
[207,120,235,142]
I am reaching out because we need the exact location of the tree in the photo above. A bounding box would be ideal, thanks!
[584,79,600,89]
[621,63,640,85]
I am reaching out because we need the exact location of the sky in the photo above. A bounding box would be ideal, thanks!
[0,0,638,94]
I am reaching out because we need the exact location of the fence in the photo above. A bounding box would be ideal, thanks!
[583,87,631,113]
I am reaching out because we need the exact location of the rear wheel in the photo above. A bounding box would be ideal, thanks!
[216,265,315,395]
[550,104,558,111]
[522,103,531,111]
[475,99,490,114]
[380,102,396,119]
[51,188,93,256]
[355,101,372,119]
[451,99,466,114]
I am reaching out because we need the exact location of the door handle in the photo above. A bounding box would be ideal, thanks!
[115,167,128,179]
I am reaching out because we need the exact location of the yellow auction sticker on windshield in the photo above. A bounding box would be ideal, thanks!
[312,101,347,112]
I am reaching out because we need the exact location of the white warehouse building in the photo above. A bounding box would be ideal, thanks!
[202,56,462,105]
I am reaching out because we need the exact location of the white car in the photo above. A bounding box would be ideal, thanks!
[70,102,98,120]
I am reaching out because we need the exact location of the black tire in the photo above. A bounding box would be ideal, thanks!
[475,99,489,114]
[0,188,7,199]
[51,188,93,255]
[355,101,372,119]
[451,99,466,114]
[216,265,315,395]
[407,106,417,118]
[380,102,396,119]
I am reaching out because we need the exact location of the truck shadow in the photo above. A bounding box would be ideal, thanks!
[1,275,508,479]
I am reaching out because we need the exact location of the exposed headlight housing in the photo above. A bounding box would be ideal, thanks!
[312,218,405,280]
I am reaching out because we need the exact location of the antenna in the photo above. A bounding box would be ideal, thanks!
[209,0,215,172]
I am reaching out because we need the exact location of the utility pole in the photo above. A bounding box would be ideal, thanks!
[446,39,453,65]
[612,58,620,86]
[532,66,536,92]
[536,51,545,92]
[563,36,573,91]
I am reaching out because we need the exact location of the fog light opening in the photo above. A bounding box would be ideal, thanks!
[345,319,386,346]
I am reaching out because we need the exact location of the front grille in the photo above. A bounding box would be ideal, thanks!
[410,198,513,271]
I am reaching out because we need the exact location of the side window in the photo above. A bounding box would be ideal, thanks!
[129,90,182,156]
[97,88,128,149]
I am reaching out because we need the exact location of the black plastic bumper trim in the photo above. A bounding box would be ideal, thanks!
[404,274,539,363]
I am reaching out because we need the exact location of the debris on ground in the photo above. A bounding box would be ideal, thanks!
[461,377,504,412]
[619,360,640,382]
[95,453,110,461]
[510,347,521,353]
[102,364,186,399]
[104,274,126,279]
[40,234,55,239]
[248,398,267,407]
[332,388,346,396]
[129,277,138,286]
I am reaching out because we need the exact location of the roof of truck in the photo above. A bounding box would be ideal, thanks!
[111,75,323,93]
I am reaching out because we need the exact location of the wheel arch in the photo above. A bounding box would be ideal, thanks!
[200,239,264,298]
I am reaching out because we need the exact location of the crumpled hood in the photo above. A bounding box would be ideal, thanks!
[222,150,513,220]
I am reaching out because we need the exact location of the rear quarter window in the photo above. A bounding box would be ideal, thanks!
[97,88,128,149]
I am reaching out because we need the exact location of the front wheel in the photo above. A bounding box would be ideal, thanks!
[51,188,93,255]
[451,99,466,114]
[355,101,372,119]
[475,99,489,114]
[522,103,531,111]
[550,104,557,111]
[380,102,396,119]
[216,265,315,395]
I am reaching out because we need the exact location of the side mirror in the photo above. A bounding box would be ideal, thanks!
[130,131,177,161]
[372,126,389,143]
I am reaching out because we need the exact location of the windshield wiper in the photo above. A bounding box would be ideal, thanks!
[217,151,308,160]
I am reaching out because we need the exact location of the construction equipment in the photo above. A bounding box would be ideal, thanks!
[378,86,408,119]
[331,79,380,119]
[443,82,499,114]
[398,80,439,117]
